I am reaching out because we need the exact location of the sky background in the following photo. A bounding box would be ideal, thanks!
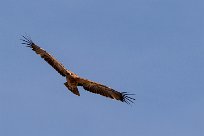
[0,0,203,136]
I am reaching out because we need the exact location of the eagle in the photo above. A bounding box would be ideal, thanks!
[21,36,135,104]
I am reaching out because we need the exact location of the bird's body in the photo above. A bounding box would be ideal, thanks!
[21,36,135,104]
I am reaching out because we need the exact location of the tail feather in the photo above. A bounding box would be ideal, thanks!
[64,82,80,96]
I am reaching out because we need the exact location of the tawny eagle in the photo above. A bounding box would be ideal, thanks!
[21,36,135,104]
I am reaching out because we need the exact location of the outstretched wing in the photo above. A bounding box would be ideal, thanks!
[21,36,72,77]
[78,78,135,104]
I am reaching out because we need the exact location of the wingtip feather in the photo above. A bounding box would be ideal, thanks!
[121,92,135,104]
[20,35,34,46]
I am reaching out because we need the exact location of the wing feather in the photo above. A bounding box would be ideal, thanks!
[21,36,71,77]
[78,78,135,104]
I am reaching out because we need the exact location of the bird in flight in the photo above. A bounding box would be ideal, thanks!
[21,36,135,104]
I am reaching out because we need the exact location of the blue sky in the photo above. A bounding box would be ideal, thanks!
[0,0,203,136]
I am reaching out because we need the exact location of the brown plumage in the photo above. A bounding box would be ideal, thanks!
[21,36,135,104]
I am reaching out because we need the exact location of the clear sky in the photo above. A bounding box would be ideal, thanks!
[0,0,203,136]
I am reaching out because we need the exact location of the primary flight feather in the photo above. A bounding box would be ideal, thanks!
[21,36,135,104]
